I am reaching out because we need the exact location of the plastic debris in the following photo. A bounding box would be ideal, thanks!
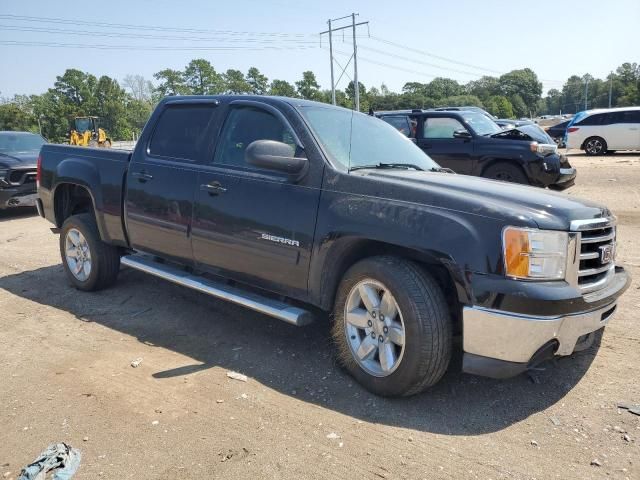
[226,371,247,382]
[326,433,340,440]
[18,443,81,480]
[130,358,143,368]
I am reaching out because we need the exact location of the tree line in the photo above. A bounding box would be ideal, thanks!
[1,58,638,142]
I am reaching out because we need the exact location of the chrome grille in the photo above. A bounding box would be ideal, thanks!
[571,219,616,294]
[8,169,37,185]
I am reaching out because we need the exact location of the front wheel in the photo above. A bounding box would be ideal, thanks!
[482,162,529,185]
[60,213,121,291]
[332,256,452,397]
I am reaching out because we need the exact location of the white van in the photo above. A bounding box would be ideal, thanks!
[566,107,640,155]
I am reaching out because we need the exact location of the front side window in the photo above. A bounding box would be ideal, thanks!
[381,115,412,137]
[423,117,466,138]
[214,107,296,168]
[148,105,217,162]
[300,106,439,171]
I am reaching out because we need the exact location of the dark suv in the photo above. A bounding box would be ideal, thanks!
[376,109,576,190]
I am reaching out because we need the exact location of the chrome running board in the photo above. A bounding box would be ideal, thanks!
[121,254,314,326]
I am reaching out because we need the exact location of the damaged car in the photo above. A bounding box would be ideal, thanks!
[0,131,46,209]
[376,109,575,190]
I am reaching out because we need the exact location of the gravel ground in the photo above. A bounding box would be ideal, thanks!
[0,151,638,479]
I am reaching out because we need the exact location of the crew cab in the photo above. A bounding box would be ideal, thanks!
[376,109,576,190]
[37,96,630,397]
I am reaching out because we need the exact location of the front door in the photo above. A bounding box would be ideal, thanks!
[191,102,322,298]
[125,102,218,263]
[417,116,475,173]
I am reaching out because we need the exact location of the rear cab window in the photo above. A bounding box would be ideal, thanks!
[148,104,218,162]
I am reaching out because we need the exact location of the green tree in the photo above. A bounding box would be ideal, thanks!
[295,71,321,100]
[246,67,269,95]
[122,74,153,102]
[269,79,297,97]
[0,99,37,132]
[509,94,528,118]
[465,76,500,101]
[498,69,542,114]
[484,95,514,118]
[223,69,251,94]
[153,69,187,97]
[184,59,223,95]
[426,77,463,99]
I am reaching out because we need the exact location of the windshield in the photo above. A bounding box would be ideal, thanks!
[75,118,93,132]
[459,111,502,136]
[300,106,439,171]
[0,133,46,153]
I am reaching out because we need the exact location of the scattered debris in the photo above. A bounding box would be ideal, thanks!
[216,399,224,404]
[151,420,159,426]
[82,437,89,442]
[549,416,561,426]
[623,434,631,442]
[130,358,143,368]
[226,371,247,382]
[613,426,626,433]
[326,433,340,440]
[591,459,602,467]
[17,443,81,480]
[239,393,248,399]
[530,440,538,447]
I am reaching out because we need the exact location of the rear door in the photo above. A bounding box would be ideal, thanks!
[125,101,219,263]
[606,110,640,149]
[191,101,322,298]
[417,115,475,173]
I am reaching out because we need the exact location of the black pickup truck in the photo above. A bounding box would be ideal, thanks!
[37,96,630,397]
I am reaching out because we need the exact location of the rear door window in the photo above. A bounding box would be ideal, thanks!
[576,113,605,126]
[148,105,218,162]
[381,115,413,137]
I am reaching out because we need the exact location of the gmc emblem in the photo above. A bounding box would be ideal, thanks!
[599,244,614,263]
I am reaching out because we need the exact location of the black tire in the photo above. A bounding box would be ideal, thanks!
[583,136,607,156]
[606,150,616,155]
[59,213,120,291]
[483,162,529,185]
[332,256,452,397]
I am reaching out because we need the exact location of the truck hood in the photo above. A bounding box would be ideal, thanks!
[491,124,555,144]
[358,170,609,231]
[0,151,38,168]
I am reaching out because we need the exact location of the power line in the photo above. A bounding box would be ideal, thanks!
[0,14,317,38]
[0,40,317,52]
[0,24,318,44]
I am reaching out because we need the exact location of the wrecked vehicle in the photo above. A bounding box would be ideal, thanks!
[376,109,576,190]
[37,96,628,397]
[0,131,46,209]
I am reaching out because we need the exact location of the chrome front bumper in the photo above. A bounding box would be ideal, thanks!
[463,302,617,364]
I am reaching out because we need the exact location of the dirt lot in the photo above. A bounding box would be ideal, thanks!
[1,152,639,480]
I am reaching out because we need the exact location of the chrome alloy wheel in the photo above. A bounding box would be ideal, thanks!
[65,228,92,281]
[586,138,604,155]
[344,279,406,377]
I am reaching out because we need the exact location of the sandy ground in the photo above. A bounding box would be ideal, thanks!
[1,151,638,480]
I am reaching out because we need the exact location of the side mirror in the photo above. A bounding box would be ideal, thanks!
[245,140,308,180]
[453,129,472,139]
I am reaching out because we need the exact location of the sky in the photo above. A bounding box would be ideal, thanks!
[1,0,639,98]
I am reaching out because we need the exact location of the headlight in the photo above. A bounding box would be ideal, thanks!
[503,227,568,280]
[529,142,557,155]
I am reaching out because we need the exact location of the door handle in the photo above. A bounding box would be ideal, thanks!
[132,171,153,182]
[200,181,227,195]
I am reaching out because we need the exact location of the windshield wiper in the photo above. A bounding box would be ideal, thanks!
[349,163,424,172]
[429,167,455,173]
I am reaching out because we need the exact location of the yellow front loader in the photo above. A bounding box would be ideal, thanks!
[69,116,112,148]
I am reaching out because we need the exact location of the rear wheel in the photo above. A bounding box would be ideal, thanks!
[332,256,452,397]
[584,136,607,156]
[60,213,120,291]
[483,162,529,185]
[102,139,112,148]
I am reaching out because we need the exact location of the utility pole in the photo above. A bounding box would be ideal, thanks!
[584,78,589,110]
[351,13,360,112]
[608,72,613,108]
[320,14,369,111]
[328,19,335,105]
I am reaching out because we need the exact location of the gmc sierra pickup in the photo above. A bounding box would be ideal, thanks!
[37,96,631,397]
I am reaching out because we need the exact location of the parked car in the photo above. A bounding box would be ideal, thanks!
[495,118,534,130]
[37,96,629,397]
[377,109,576,189]
[0,131,46,209]
[565,107,640,155]
[546,119,571,147]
